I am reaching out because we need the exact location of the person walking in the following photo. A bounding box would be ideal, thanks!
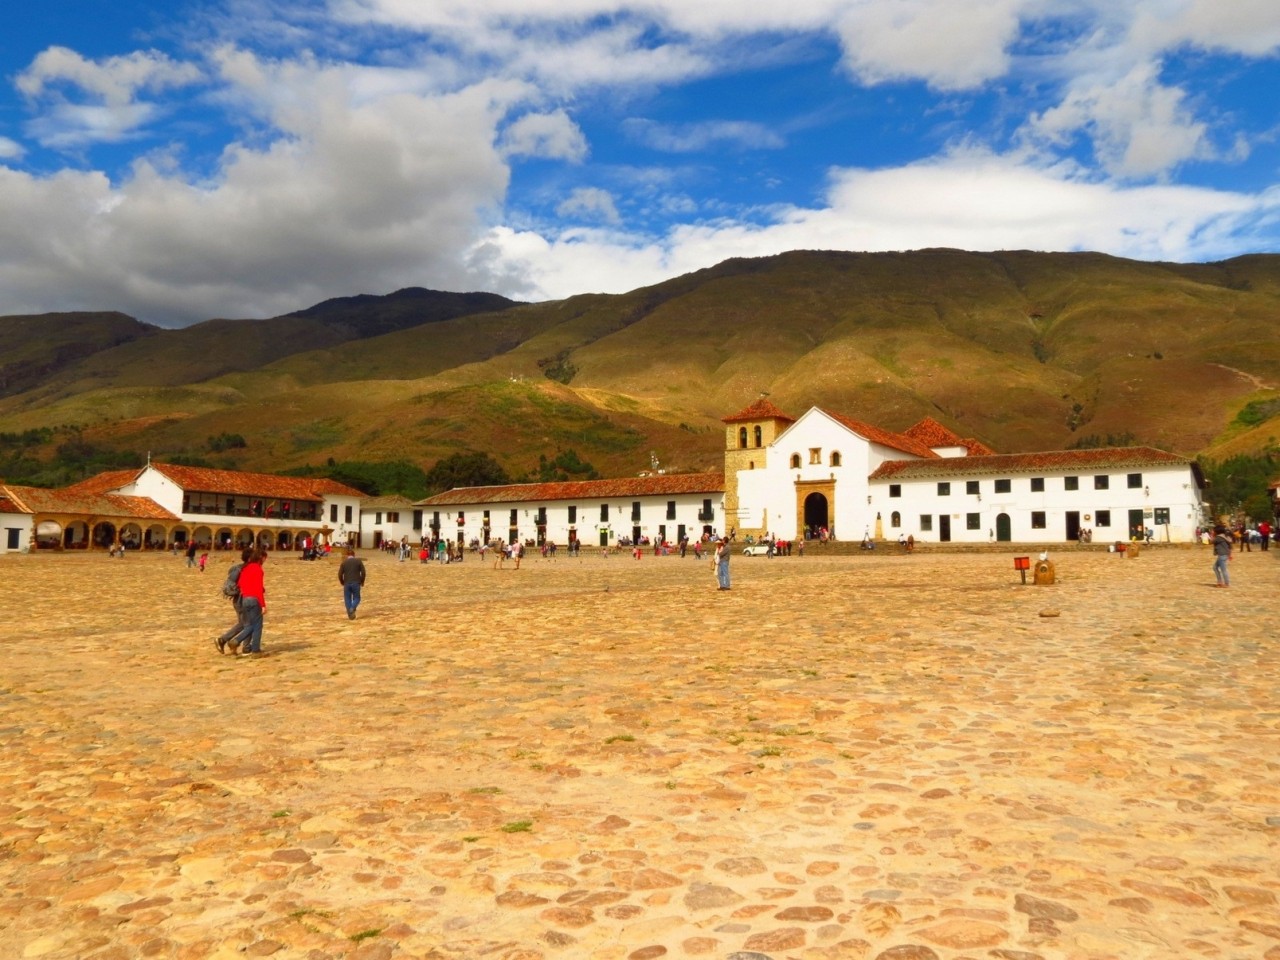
[715,536,731,591]
[215,546,253,654]
[185,540,198,568]
[1260,519,1272,552]
[338,546,367,620]
[1212,524,1233,588]
[227,548,267,656]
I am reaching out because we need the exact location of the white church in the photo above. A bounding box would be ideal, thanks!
[723,398,1207,544]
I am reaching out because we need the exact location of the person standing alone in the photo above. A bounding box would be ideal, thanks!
[1212,525,1233,588]
[339,546,367,620]
[715,536,731,591]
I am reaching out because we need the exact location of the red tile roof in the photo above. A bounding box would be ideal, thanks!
[62,468,145,496]
[903,417,968,449]
[419,472,725,506]
[869,446,1196,481]
[151,463,366,500]
[821,410,939,459]
[1,484,181,521]
[722,398,795,424]
[962,438,998,456]
[0,495,21,514]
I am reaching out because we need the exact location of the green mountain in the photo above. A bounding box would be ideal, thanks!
[1,250,1277,483]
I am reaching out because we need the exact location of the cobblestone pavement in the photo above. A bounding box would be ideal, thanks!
[0,546,1276,960]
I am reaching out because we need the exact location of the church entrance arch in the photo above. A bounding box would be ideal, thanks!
[794,479,836,540]
[803,492,829,532]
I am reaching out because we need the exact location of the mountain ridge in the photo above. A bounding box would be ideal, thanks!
[1,249,1276,483]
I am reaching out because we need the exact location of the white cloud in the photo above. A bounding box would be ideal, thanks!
[25,102,161,148]
[17,46,203,105]
[623,118,785,152]
[1128,0,1280,58]
[17,46,202,147]
[0,51,525,325]
[477,149,1274,300]
[834,0,1025,90]
[556,186,621,224]
[500,110,588,161]
[0,136,24,159]
[1025,61,1211,178]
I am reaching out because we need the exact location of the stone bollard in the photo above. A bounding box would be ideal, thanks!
[1127,542,1140,559]
[1033,559,1056,585]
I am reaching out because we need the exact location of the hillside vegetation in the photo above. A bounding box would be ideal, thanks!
[1,250,1277,487]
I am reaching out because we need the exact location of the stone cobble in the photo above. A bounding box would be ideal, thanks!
[0,547,1276,959]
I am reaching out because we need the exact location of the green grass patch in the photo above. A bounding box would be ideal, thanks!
[1234,397,1280,427]
[350,928,382,942]
[604,734,635,744]
[468,786,502,794]
[500,820,534,833]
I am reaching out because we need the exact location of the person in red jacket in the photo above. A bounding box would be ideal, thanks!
[228,547,267,657]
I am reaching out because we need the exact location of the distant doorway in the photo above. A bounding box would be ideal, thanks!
[803,492,829,534]
[939,515,951,542]
[1128,508,1145,541]
[1065,511,1080,541]
[995,513,1012,542]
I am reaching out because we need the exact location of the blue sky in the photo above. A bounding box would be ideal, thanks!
[2,0,1278,327]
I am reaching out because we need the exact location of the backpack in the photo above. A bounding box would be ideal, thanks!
[222,562,244,599]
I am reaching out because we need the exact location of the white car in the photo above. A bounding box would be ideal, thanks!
[742,544,772,556]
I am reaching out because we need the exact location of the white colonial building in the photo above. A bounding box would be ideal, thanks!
[358,495,420,549]
[723,399,1207,544]
[417,474,725,548]
[0,462,365,553]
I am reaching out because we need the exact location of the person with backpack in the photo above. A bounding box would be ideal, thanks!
[225,548,268,657]
[338,546,367,620]
[215,546,253,654]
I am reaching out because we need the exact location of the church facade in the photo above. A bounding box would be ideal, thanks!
[722,399,1207,544]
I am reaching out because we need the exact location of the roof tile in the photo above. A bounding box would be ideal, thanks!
[821,410,939,459]
[1,484,181,520]
[903,417,968,449]
[63,468,145,496]
[722,398,795,424]
[151,462,366,500]
[869,446,1194,480]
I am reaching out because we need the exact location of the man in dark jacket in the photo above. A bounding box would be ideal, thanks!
[338,546,367,619]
